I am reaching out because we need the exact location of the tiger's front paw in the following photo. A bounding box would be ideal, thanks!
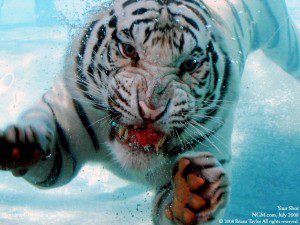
[165,153,229,225]
[0,126,46,175]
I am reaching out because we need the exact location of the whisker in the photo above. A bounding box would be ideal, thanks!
[174,128,186,151]
[188,121,226,157]
[190,120,230,152]
[182,124,209,148]
[192,115,224,126]
[87,114,112,128]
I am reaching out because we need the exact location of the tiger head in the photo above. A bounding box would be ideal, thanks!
[76,0,234,171]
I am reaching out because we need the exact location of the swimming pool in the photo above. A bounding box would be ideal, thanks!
[0,1,299,224]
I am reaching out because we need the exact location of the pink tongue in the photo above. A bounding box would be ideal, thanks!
[128,124,164,148]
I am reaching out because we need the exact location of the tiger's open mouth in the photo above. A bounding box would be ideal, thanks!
[112,123,168,154]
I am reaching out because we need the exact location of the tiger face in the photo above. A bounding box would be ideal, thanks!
[78,0,231,170]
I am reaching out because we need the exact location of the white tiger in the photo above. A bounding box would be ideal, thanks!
[0,0,299,224]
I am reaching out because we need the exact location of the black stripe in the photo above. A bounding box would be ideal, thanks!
[201,42,219,105]
[171,109,189,117]
[132,7,150,15]
[174,100,188,107]
[76,20,99,92]
[212,57,219,88]
[109,99,136,118]
[179,33,184,53]
[107,45,112,63]
[219,51,231,100]
[154,183,171,219]
[88,25,107,84]
[263,2,280,48]
[198,57,208,68]
[163,25,197,46]
[122,0,139,8]
[113,88,130,107]
[287,26,299,72]
[35,144,62,187]
[184,4,208,27]
[73,99,100,150]
[233,27,245,71]
[109,15,117,28]
[92,25,107,59]
[143,27,152,44]
[183,0,211,18]
[167,10,199,31]
[167,122,223,156]
[123,0,163,8]
[158,182,172,193]
[120,28,132,39]
[129,18,155,35]
[87,65,99,85]
[182,26,198,44]
[92,101,108,111]
[55,121,77,173]
[200,54,230,123]
[241,0,259,50]
[226,0,244,37]
[198,70,210,86]
[166,47,231,156]
[42,95,77,177]
[97,64,110,77]
[170,119,187,125]
[41,96,58,146]
[198,42,230,125]
[182,15,199,30]
[173,40,180,51]
[287,23,293,66]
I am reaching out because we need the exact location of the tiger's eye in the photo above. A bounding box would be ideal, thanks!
[180,59,199,73]
[122,44,137,58]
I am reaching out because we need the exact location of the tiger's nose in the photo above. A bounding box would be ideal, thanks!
[138,101,167,121]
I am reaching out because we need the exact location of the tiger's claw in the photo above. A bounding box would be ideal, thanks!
[165,153,229,225]
[0,126,45,173]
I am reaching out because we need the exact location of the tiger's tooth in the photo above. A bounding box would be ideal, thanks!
[154,143,159,152]
[157,136,167,148]
[144,145,152,152]
[134,125,138,129]
[123,128,129,141]
[119,126,126,139]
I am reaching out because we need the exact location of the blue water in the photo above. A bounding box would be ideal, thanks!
[0,1,299,224]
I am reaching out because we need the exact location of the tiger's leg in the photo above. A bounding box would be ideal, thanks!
[0,93,76,188]
[153,152,229,225]
[259,0,300,78]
